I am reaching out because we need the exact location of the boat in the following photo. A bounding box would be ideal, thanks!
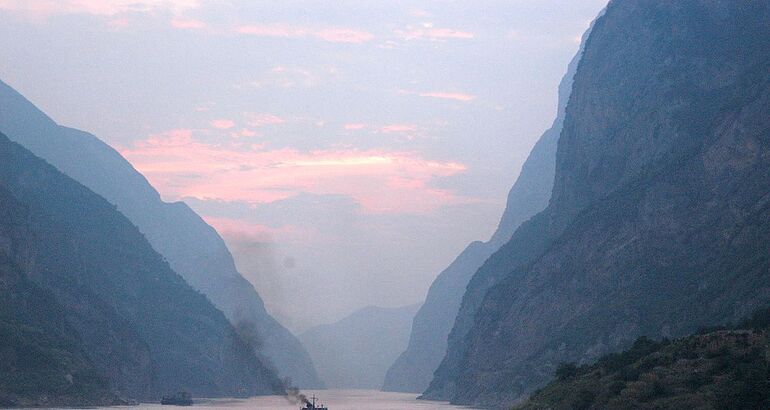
[300,395,328,410]
[161,391,193,406]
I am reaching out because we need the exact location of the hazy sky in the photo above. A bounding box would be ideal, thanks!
[0,0,606,331]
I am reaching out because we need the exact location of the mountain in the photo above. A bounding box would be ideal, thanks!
[0,188,113,408]
[0,133,284,404]
[424,0,770,407]
[299,304,419,389]
[0,80,322,388]
[517,308,770,410]
[382,19,591,395]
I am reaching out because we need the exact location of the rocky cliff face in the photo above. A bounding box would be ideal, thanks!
[0,80,322,388]
[0,188,114,408]
[425,1,770,407]
[0,134,284,401]
[382,27,587,395]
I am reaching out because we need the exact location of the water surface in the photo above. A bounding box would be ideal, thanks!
[102,390,479,410]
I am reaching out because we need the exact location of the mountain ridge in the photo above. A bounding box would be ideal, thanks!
[424,1,770,406]
[301,304,419,389]
[0,79,322,388]
[384,16,594,395]
[0,132,285,402]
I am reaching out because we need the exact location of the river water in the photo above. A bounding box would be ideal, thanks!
[95,390,479,410]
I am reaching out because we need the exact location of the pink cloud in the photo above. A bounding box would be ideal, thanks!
[120,129,468,214]
[233,128,258,138]
[236,24,374,44]
[246,113,287,127]
[0,0,201,16]
[396,26,475,41]
[418,92,476,102]
[143,128,194,146]
[204,216,315,244]
[205,216,276,242]
[399,89,476,102]
[171,17,206,30]
[210,119,236,129]
[344,123,366,130]
[313,28,374,44]
[380,124,418,134]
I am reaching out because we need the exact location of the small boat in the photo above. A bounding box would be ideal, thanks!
[301,395,328,410]
[161,391,193,406]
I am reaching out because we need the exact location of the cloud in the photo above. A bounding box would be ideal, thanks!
[204,216,315,244]
[380,124,418,134]
[236,24,374,44]
[344,123,366,130]
[210,119,236,129]
[233,128,258,138]
[313,28,374,44]
[170,17,206,30]
[395,25,475,41]
[418,92,476,102]
[399,89,477,102]
[120,128,469,214]
[245,113,286,127]
[377,123,427,141]
[0,0,200,16]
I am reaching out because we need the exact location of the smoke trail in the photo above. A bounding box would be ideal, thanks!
[233,317,264,352]
[284,382,310,405]
[233,319,310,405]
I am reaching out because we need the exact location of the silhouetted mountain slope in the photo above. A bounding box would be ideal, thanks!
[0,188,113,408]
[518,308,770,410]
[299,304,419,389]
[0,133,283,401]
[0,80,322,388]
[425,1,770,407]
[382,22,590,395]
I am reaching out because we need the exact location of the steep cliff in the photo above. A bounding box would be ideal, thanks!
[425,1,770,406]
[382,27,586,395]
[0,188,113,408]
[0,80,322,388]
[0,133,284,401]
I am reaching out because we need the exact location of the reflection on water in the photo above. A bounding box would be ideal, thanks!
[98,390,479,410]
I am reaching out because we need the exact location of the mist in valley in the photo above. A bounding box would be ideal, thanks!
[1,1,769,409]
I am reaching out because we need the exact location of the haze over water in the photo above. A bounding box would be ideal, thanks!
[86,390,479,410]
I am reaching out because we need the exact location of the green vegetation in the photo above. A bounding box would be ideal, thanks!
[516,308,770,410]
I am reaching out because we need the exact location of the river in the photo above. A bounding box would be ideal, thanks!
[92,390,480,410]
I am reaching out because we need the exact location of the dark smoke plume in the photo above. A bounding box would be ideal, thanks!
[233,318,309,404]
[284,381,310,405]
[233,317,265,352]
